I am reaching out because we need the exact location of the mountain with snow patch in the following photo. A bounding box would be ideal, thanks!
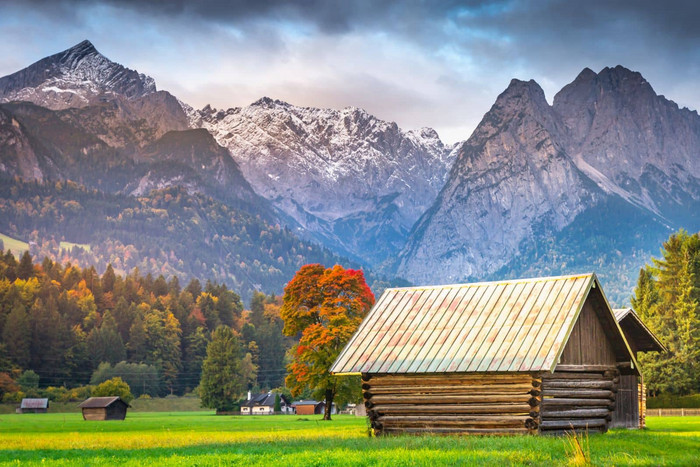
[190,98,458,264]
[396,66,700,301]
[0,40,156,110]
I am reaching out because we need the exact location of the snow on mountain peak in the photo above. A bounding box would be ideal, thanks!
[0,40,157,110]
[189,97,457,265]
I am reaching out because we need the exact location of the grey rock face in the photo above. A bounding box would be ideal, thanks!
[0,40,156,110]
[192,98,457,264]
[554,66,700,214]
[397,67,700,285]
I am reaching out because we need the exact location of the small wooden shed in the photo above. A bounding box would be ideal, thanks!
[18,398,49,413]
[331,274,639,435]
[78,396,130,421]
[611,308,666,429]
[292,400,337,415]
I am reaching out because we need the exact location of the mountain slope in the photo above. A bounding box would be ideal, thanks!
[397,67,700,301]
[0,40,156,109]
[396,79,603,283]
[190,98,457,265]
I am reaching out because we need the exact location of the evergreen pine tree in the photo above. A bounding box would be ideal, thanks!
[17,251,34,280]
[200,325,244,412]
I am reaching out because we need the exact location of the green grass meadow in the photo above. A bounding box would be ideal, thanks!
[0,413,698,466]
[0,233,28,256]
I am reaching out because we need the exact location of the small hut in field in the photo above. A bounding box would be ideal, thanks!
[78,396,130,421]
[331,273,639,435]
[292,400,337,416]
[18,398,49,413]
[611,308,666,429]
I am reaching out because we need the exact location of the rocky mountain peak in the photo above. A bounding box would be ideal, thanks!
[251,96,290,108]
[64,39,99,59]
[0,40,157,110]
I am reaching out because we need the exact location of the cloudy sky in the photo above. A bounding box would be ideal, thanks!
[1,0,699,143]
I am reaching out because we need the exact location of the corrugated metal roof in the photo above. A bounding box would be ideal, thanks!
[20,398,49,409]
[78,396,128,408]
[331,274,602,375]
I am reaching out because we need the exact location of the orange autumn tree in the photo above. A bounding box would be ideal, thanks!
[281,264,374,420]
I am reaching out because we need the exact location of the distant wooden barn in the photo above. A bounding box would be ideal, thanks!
[78,396,130,421]
[612,308,666,429]
[292,400,337,416]
[17,398,49,413]
[331,274,641,435]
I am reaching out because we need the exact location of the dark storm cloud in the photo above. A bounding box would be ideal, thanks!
[4,0,699,141]
[15,0,700,40]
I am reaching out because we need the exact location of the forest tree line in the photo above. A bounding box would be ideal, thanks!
[0,249,295,402]
[632,230,700,397]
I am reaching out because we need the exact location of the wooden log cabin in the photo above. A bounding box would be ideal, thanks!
[330,274,641,435]
[611,308,666,429]
[78,396,130,421]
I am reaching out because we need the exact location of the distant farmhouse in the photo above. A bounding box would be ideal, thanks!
[332,273,660,436]
[241,391,293,415]
[292,400,337,416]
[79,396,130,421]
[17,398,49,414]
[613,308,666,428]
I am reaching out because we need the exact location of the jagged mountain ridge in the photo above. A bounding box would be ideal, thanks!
[190,97,458,265]
[0,40,156,110]
[397,66,700,297]
[1,40,458,267]
[0,40,264,215]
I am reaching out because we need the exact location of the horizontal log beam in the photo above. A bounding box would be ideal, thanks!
[380,427,531,435]
[369,394,537,405]
[540,418,607,429]
[378,419,529,428]
[541,428,605,436]
[554,365,617,372]
[367,376,538,386]
[378,414,532,425]
[541,372,605,380]
[540,408,611,419]
[541,398,614,407]
[364,384,537,395]
[543,389,614,399]
[542,380,615,390]
[370,403,537,415]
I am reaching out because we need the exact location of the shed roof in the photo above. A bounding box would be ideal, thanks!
[614,308,667,353]
[292,400,321,406]
[20,398,49,409]
[331,273,637,375]
[78,396,129,409]
[242,393,289,407]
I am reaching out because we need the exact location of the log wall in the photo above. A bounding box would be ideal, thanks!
[362,373,541,436]
[540,366,619,434]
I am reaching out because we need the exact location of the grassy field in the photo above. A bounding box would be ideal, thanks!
[0,233,90,256]
[58,240,92,253]
[0,413,698,466]
[0,233,29,256]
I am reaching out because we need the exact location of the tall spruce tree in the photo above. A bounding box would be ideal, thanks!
[633,230,700,396]
[200,325,245,412]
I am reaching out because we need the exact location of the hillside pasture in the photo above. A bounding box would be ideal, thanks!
[0,232,28,256]
[0,413,698,465]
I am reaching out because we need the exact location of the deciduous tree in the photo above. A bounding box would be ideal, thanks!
[281,264,374,420]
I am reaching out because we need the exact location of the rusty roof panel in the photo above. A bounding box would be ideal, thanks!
[330,274,596,375]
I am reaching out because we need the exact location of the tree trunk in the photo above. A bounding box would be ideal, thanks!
[324,388,334,421]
